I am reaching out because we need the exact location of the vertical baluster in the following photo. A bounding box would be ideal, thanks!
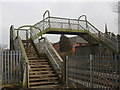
[8,51,9,83]
[19,51,21,83]
[10,51,12,83]
[14,51,16,83]
[1,50,3,85]
[13,51,15,83]
[16,51,18,83]
[4,51,6,84]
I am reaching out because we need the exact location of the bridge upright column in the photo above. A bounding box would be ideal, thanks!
[10,25,14,50]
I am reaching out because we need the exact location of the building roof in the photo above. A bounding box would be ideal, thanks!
[69,36,88,45]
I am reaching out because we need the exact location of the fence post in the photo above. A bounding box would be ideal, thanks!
[0,50,2,90]
[62,58,65,84]
[66,56,68,85]
[90,54,93,88]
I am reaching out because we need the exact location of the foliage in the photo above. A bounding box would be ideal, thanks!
[59,34,72,52]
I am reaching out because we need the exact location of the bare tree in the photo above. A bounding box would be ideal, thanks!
[113,1,120,34]
[0,44,8,51]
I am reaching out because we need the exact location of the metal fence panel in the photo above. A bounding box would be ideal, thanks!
[67,54,119,89]
[2,50,22,85]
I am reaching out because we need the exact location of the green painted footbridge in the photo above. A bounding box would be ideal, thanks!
[3,10,119,89]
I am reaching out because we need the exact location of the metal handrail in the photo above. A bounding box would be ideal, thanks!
[43,37,63,77]
[78,15,87,21]
[17,25,42,39]
[44,45,60,68]
[44,37,63,62]
[12,25,31,87]
[30,23,63,76]
[32,16,118,53]
[43,10,50,19]
[37,16,118,42]
[17,35,29,88]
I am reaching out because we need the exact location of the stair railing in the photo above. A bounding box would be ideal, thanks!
[30,24,64,82]
[33,12,118,47]
[11,26,30,88]
[32,15,118,53]
[43,37,63,74]
[17,35,29,88]
[41,37,65,83]
[86,21,118,53]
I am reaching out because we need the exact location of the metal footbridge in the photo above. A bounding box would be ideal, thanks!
[8,10,119,89]
[17,10,118,54]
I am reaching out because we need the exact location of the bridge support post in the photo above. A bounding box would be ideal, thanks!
[10,25,14,50]
[61,56,67,85]
[26,30,28,40]
[90,54,93,88]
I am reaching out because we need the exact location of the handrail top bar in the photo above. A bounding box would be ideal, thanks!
[78,15,87,21]
[33,17,49,26]
[33,16,86,26]
[49,16,86,21]
[17,35,29,64]
[14,29,30,31]
[17,25,42,31]
[43,37,63,62]
[43,10,50,20]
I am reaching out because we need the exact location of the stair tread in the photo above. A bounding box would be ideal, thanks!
[29,60,47,62]
[29,63,49,65]
[29,62,47,64]
[29,70,54,73]
[29,77,58,81]
[28,57,39,59]
[29,74,56,77]
[30,64,50,67]
[28,57,40,59]
[30,84,60,88]
[30,81,59,85]
[29,68,53,71]
[22,40,32,43]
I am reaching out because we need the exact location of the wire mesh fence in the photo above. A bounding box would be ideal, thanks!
[66,54,119,89]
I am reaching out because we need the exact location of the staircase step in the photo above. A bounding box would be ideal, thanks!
[27,54,38,56]
[30,84,60,88]
[29,63,49,65]
[27,53,37,55]
[28,57,40,60]
[29,68,53,71]
[29,74,56,78]
[29,60,47,62]
[30,81,59,86]
[29,77,58,82]
[27,55,38,58]
[22,40,32,43]
[29,63,48,65]
[26,51,37,53]
[30,64,50,66]
[28,57,39,59]
[29,70,54,73]
[29,63,49,66]
[29,70,54,75]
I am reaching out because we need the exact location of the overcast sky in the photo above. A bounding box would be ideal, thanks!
[0,0,118,48]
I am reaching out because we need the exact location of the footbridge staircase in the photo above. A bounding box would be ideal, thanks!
[8,10,119,89]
